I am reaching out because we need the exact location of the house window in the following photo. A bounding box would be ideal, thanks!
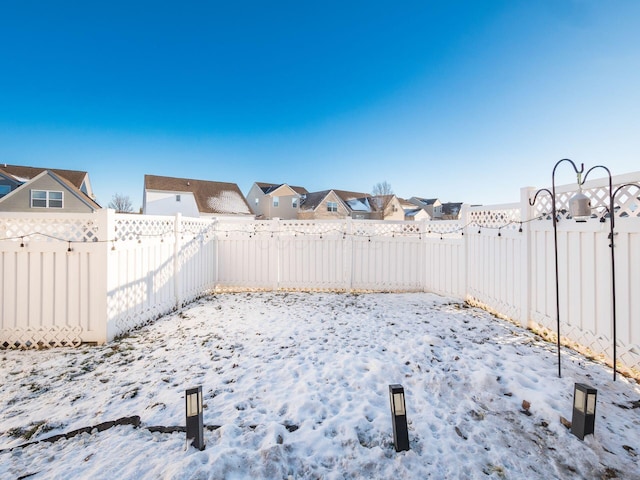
[273,196,279,207]
[31,190,63,208]
[176,194,181,202]
[255,198,259,206]
[327,201,338,212]
[292,197,298,208]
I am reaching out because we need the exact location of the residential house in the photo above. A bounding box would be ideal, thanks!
[246,182,309,219]
[370,195,405,221]
[143,174,253,217]
[298,189,404,220]
[441,202,463,220]
[335,190,380,220]
[399,198,431,221]
[298,190,350,220]
[409,197,443,219]
[0,164,100,213]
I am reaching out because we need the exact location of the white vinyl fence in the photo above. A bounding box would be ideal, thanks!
[1,173,639,373]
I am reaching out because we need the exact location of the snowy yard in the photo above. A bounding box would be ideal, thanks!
[1,292,639,479]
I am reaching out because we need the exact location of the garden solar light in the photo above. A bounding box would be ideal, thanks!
[571,383,597,440]
[389,384,410,452]
[185,386,205,451]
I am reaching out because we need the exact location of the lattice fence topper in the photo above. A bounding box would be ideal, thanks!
[529,182,640,220]
[1,217,100,242]
[423,221,463,236]
[352,221,423,237]
[1,325,82,349]
[469,207,521,230]
[214,219,464,238]
[279,220,344,236]
[611,184,640,218]
[114,216,175,242]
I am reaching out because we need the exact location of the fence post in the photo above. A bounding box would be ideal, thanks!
[420,218,428,293]
[174,213,182,310]
[520,186,537,328]
[273,218,280,290]
[459,204,470,300]
[345,217,353,291]
[212,218,219,291]
[100,209,117,343]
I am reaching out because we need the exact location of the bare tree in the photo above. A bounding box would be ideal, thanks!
[109,193,133,213]
[371,181,395,219]
[372,181,393,197]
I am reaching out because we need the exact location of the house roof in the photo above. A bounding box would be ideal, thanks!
[299,190,334,211]
[255,182,308,195]
[0,165,100,210]
[398,198,417,208]
[412,197,439,206]
[300,189,386,214]
[404,208,425,218]
[0,169,101,211]
[145,174,252,215]
[333,189,371,203]
[0,164,88,190]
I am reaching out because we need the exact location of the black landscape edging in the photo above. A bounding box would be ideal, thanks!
[0,416,141,454]
[1,418,299,453]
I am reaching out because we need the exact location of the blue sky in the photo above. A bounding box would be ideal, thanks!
[1,1,639,209]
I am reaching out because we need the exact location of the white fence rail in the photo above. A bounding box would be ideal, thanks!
[1,172,639,374]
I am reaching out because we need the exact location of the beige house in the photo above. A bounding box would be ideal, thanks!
[408,197,443,219]
[398,198,431,221]
[246,182,308,219]
[298,189,405,220]
[298,190,351,219]
[0,164,100,213]
[143,174,253,217]
[370,195,405,221]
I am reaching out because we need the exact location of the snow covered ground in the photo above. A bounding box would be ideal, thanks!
[1,292,639,479]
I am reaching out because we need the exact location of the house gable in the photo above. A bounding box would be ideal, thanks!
[247,182,307,219]
[0,164,94,199]
[0,170,100,213]
[379,195,405,221]
[299,190,350,219]
[409,197,443,218]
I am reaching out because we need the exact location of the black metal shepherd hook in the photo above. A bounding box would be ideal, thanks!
[529,159,584,378]
[580,171,640,381]
[580,166,617,380]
